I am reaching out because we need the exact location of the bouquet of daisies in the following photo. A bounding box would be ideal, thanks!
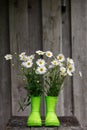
[44,53,75,96]
[4,50,75,109]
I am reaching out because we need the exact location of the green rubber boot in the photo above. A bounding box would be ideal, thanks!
[27,96,42,126]
[45,96,60,126]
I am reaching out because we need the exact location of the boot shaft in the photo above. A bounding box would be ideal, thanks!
[31,96,41,112]
[45,96,58,112]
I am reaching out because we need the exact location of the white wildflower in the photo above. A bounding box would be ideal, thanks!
[45,51,53,58]
[26,55,35,61]
[19,52,26,58]
[51,59,63,66]
[4,54,12,60]
[36,59,46,66]
[22,60,33,68]
[79,71,82,77]
[19,52,27,61]
[60,67,67,76]
[57,54,65,62]
[67,57,74,67]
[36,66,47,74]
[36,50,45,55]
[51,59,59,66]
[67,64,75,76]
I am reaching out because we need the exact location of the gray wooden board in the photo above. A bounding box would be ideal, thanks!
[5,116,81,130]
[0,0,11,130]
[62,0,73,116]
[41,0,73,116]
[9,0,42,116]
[6,126,83,130]
[27,0,44,116]
[71,0,87,127]
[6,127,31,130]
[9,0,29,116]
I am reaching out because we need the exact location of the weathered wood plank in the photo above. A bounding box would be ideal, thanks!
[62,0,73,116]
[31,128,45,130]
[71,0,87,127]
[9,0,42,116]
[9,0,29,116]
[28,0,42,54]
[0,0,11,130]
[6,127,83,130]
[44,128,58,130]
[27,0,44,116]
[42,0,66,116]
[6,127,31,130]
[6,116,81,130]
[5,126,85,130]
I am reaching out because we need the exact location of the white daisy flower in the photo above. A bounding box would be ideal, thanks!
[36,66,47,74]
[45,51,53,58]
[79,71,82,77]
[19,52,26,58]
[36,59,46,66]
[67,57,74,67]
[20,55,28,61]
[4,54,12,60]
[36,50,45,55]
[67,70,72,76]
[22,60,33,68]
[19,52,27,61]
[67,64,75,76]
[51,59,63,66]
[51,59,59,66]
[57,54,65,62]
[60,67,67,76]
[26,55,35,61]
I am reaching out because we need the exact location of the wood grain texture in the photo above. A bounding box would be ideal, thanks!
[28,0,44,116]
[62,0,73,116]
[41,0,69,116]
[6,116,81,130]
[6,127,31,130]
[71,0,87,127]
[28,0,42,54]
[31,128,45,130]
[0,0,11,130]
[9,0,29,116]
[9,0,42,116]
[6,126,83,130]
[44,128,58,130]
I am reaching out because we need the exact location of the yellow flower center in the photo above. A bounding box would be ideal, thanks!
[27,62,30,65]
[47,53,51,56]
[59,56,62,60]
[22,54,25,57]
[54,61,57,65]
[67,62,71,67]
[69,67,72,71]
[39,61,42,64]
[39,52,42,54]
[40,68,44,71]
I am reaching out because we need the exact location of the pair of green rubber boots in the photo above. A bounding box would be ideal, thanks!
[27,96,60,126]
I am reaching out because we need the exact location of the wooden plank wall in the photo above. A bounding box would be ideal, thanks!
[9,0,74,117]
[71,0,87,127]
[6,126,83,130]
[7,0,87,127]
[0,0,11,129]
[42,0,64,116]
[62,0,73,116]
[9,0,43,116]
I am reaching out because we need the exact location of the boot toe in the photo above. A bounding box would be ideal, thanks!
[45,113,60,126]
[27,112,42,126]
